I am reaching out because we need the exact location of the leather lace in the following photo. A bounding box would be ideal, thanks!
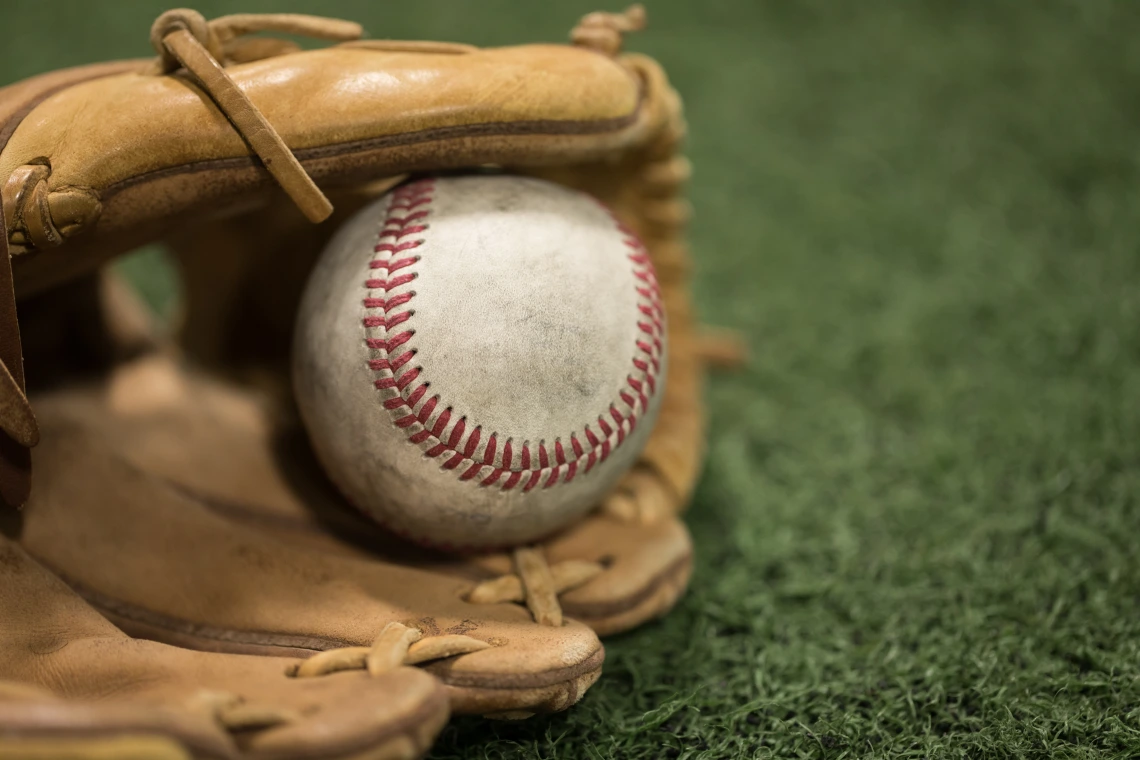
[468,547,604,627]
[0,197,33,509]
[190,621,483,733]
[149,9,365,224]
[189,689,300,732]
[285,621,490,679]
[570,4,647,56]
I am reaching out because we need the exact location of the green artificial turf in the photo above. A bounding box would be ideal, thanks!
[5,1,1140,757]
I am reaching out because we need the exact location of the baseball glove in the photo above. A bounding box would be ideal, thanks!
[0,4,743,726]
[0,526,450,760]
[156,5,742,633]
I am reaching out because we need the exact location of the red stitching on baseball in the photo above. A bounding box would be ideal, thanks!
[386,210,429,226]
[389,225,427,238]
[370,256,420,273]
[364,293,414,309]
[386,331,414,351]
[374,241,423,254]
[417,396,438,424]
[395,367,420,390]
[406,383,429,407]
[463,427,481,458]
[431,408,451,437]
[522,471,543,493]
[389,197,432,211]
[483,434,498,466]
[447,417,466,449]
[362,178,664,491]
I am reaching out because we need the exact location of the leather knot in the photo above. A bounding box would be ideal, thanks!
[151,9,220,73]
[4,165,56,250]
[571,4,647,57]
[3,164,101,252]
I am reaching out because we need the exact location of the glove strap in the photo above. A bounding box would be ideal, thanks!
[0,201,35,509]
[150,10,364,224]
[570,4,647,56]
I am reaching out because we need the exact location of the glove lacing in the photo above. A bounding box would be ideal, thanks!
[284,621,489,679]
[149,10,364,224]
[466,547,604,627]
[189,623,489,730]
[147,6,652,226]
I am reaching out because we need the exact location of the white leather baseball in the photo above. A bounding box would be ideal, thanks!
[293,174,666,550]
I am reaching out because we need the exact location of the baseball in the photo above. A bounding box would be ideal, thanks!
[292,174,666,550]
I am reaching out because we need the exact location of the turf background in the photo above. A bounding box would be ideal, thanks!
[3,1,1139,757]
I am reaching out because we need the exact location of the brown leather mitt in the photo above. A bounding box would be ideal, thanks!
[6,274,605,726]
[151,7,746,634]
[0,531,449,760]
[1,6,741,696]
[6,274,606,720]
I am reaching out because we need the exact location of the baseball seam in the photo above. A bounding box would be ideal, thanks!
[361,178,663,492]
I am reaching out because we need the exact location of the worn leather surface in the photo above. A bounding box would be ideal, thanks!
[19,362,605,717]
[28,345,692,638]
[0,531,449,760]
[1,45,639,187]
[3,42,653,298]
